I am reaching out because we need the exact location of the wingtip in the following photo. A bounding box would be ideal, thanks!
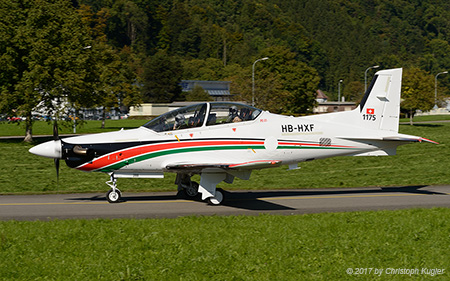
[419,137,439,144]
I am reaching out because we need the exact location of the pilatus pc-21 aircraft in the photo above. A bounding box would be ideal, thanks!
[30,68,437,205]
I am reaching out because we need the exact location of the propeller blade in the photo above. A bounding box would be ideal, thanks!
[53,120,59,140]
[54,158,60,180]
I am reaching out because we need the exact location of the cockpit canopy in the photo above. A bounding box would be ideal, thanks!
[143,102,262,133]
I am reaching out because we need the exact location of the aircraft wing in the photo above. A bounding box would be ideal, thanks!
[166,160,282,172]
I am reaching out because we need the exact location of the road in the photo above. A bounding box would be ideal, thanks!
[0,185,449,221]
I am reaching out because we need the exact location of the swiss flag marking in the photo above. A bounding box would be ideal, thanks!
[366,108,375,115]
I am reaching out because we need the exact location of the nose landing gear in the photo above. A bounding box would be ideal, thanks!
[106,174,122,203]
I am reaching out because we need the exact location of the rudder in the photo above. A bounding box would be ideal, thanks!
[358,68,402,132]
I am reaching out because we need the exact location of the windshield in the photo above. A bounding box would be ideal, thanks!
[143,103,207,132]
[206,103,261,125]
[143,102,262,132]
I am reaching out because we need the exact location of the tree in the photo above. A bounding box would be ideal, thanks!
[182,58,225,80]
[345,81,365,103]
[106,0,149,51]
[93,43,141,128]
[259,46,320,114]
[141,51,183,103]
[401,68,435,125]
[78,5,141,128]
[0,0,94,142]
[227,59,289,113]
[185,85,213,101]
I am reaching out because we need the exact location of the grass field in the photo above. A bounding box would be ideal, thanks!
[0,118,146,136]
[0,208,449,280]
[0,115,448,194]
[0,117,449,280]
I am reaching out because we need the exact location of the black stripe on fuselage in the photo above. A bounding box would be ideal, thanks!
[62,137,268,164]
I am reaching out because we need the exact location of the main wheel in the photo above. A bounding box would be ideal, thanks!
[207,190,224,205]
[106,188,122,203]
[185,181,199,197]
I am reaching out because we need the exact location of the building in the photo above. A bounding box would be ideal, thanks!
[313,90,357,113]
[313,101,357,113]
[316,89,328,103]
[129,102,201,118]
[416,97,450,116]
[180,80,232,101]
[130,80,232,118]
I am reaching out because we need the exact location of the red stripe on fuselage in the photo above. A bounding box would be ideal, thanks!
[76,140,264,172]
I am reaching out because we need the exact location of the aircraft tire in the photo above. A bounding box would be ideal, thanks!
[207,190,224,205]
[106,188,122,203]
[185,181,199,197]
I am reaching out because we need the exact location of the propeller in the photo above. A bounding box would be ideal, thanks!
[53,119,59,140]
[53,120,60,180]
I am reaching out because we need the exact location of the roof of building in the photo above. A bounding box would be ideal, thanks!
[316,89,328,99]
[180,80,232,97]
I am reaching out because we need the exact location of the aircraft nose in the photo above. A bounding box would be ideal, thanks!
[29,140,62,159]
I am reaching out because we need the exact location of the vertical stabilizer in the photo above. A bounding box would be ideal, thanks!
[358,68,402,132]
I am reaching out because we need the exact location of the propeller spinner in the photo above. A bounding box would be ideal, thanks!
[29,120,63,179]
[28,139,62,158]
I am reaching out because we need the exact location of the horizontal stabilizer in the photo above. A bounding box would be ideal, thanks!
[338,135,439,144]
[382,136,439,144]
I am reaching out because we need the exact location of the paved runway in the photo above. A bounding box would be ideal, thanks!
[1,185,449,220]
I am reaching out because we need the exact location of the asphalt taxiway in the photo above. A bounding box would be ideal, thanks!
[0,185,449,220]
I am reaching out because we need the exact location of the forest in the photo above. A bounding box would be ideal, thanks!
[78,0,450,102]
[1,0,450,139]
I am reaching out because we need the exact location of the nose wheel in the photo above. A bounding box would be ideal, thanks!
[106,188,122,203]
[106,174,122,203]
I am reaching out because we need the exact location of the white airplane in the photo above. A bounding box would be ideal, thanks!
[29,68,437,205]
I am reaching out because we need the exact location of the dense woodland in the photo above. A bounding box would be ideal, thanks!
[78,0,450,101]
[1,0,450,139]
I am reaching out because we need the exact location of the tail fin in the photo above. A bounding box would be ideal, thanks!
[357,68,402,132]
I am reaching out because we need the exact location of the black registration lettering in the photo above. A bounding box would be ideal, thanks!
[362,114,376,121]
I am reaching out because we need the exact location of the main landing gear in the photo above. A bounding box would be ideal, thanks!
[206,189,223,205]
[176,174,200,198]
[106,174,122,203]
[176,173,224,205]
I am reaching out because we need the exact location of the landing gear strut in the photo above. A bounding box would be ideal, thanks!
[176,173,227,205]
[106,173,122,203]
[176,174,199,198]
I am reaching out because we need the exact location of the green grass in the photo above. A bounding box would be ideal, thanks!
[0,208,449,280]
[0,119,146,136]
[399,114,450,122]
[1,118,448,280]
[0,117,449,194]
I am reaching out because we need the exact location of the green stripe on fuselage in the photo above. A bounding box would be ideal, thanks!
[97,145,266,173]
[95,144,356,173]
